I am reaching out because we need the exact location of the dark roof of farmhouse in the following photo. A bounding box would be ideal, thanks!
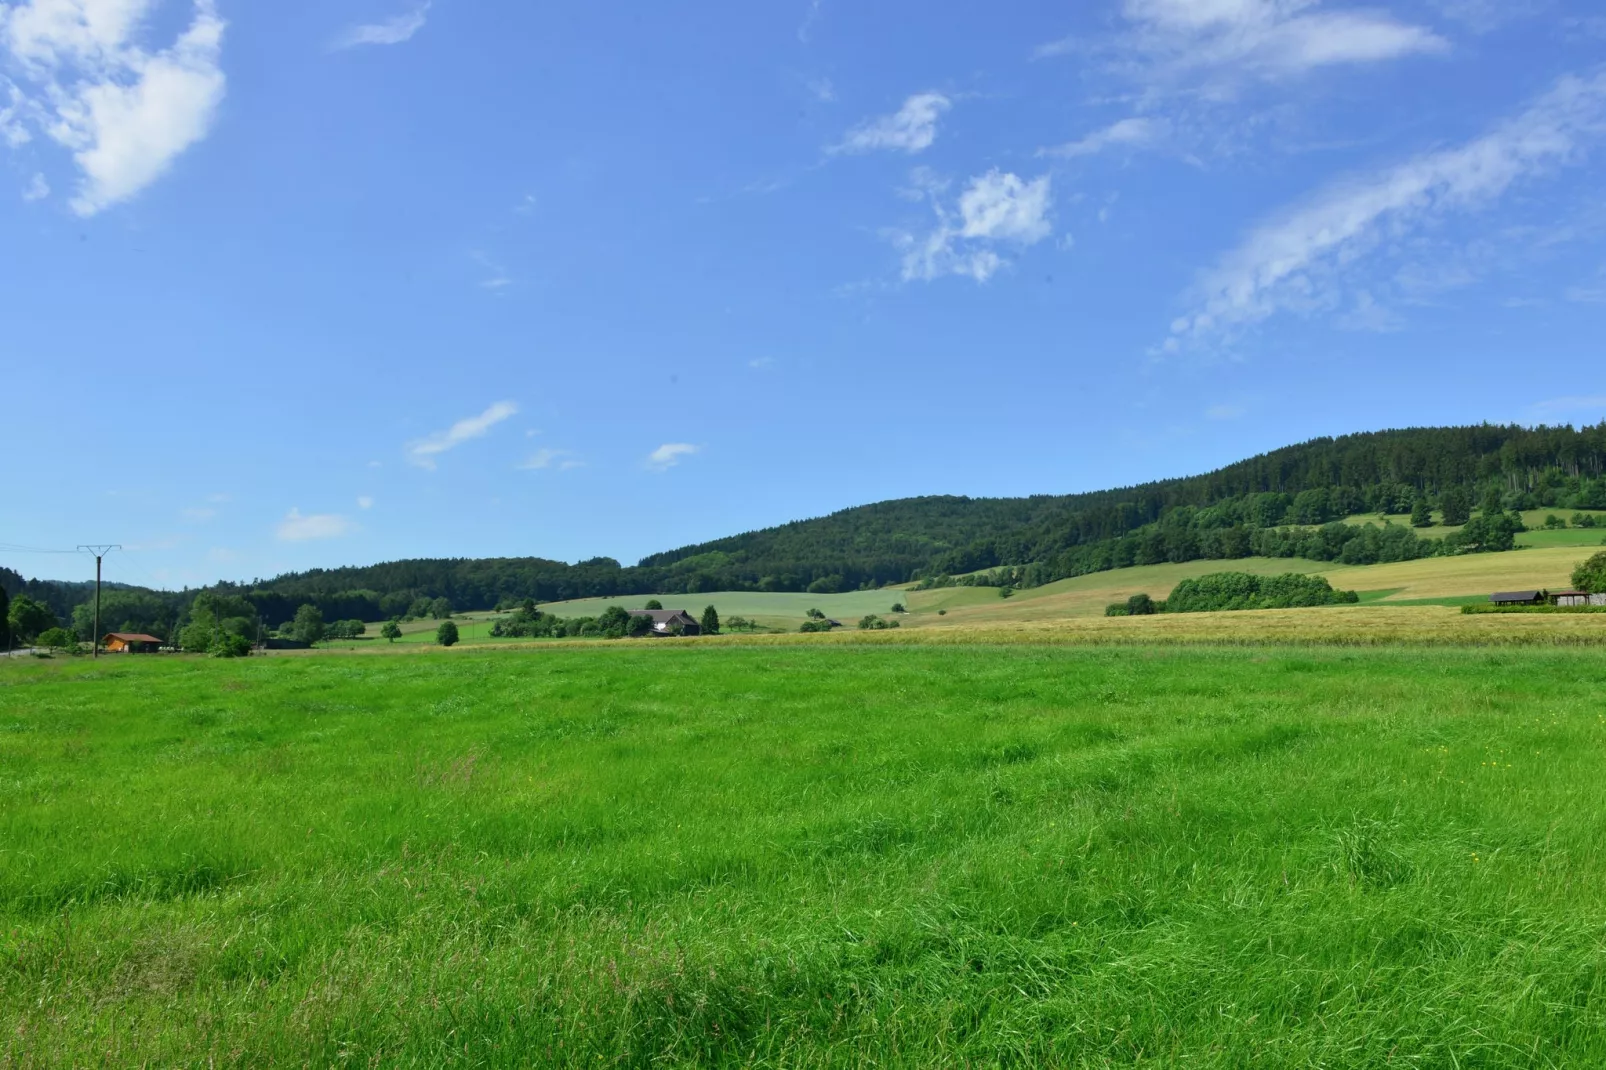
[1490,591,1543,601]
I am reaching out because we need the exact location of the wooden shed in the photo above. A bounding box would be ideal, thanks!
[104,632,163,653]
[1489,591,1547,606]
[1554,590,1591,607]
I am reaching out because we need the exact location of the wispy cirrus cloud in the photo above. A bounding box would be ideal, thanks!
[519,448,583,471]
[1110,0,1447,92]
[332,2,430,49]
[1166,70,1606,351]
[407,400,519,469]
[1042,116,1168,159]
[889,169,1054,283]
[276,508,355,542]
[1526,395,1606,420]
[0,0,228,216]
[833,92,951,154]
[646,443,699,471]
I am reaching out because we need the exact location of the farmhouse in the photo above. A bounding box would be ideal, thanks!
[1490,591,1546,606]
[627,609,702,636]
[103,632,163,653]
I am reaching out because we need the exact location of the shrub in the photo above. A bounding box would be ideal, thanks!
[1127,593,1157,616]
[1573,551,1606,594]
[381,621,402,643]
[645,599,664,611]
[212,633,252,658]
[799,620,833,633]
[858,615,889,630]
[1166,572,1358,613]
[890,603,906,614]
[1572,513,1598,529]
[436,620,459,647]
[596,606,634,639]
[1105,604,1130,617]
[1545,514,1566,530]
[627,613,655,638]
[38,627,78,654]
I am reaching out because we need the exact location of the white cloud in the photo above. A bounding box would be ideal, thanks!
[892,169,1054,283]
[519,448,582,471]
[1527,395,1606,419]
[958,171,1054,243]
[1168,71,1606,349]
[1032,35,1078,60]
[1,84,31,145]
[1095,0,1446,93]
[834,92,950,154]
[21,171,47,200]
[807,77,835,103]
[1043,117,1167,159]
[1566,266,1606,304]
[2,0,228,216]
[797,0,821,44]
[646,443,699,471]
[748,356,775,369]
[407,400,519,469]
[356,495,375,510]
[332,2,429,49]
[276,508,355,542]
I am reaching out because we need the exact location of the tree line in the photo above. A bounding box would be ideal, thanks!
[6,423,1606,641]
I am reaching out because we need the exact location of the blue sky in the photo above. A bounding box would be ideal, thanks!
[3,0,1604,589]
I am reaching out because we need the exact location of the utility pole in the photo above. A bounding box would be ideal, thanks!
[77,546,121,658]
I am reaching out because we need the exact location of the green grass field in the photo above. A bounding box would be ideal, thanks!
[6,644,1606,1065]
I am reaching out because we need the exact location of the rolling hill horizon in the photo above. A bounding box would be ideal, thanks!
[6,421,1606,631]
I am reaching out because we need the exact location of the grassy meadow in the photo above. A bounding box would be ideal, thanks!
[6,643,1606,1065]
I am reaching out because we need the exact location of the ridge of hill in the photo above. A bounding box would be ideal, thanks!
[6,422,1606,630]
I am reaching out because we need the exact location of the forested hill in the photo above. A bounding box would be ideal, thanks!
[7,423,1606,631]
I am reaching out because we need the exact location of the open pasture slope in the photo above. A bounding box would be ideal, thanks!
[6,645,1606,1065]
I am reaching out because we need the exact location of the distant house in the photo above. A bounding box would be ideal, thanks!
[103,633,163,653]
[824,619,844,629]
[1554,590,1591,607]
[1490,591,1547,606]
[627,609,702,636]
[261,637,311,650]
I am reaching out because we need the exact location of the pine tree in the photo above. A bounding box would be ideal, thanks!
[1410,497,1433,527]
[700,605,719,635]
[0,585,8,650]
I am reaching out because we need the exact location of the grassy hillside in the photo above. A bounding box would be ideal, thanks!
[6,646,1606,1063]
[332,545,1603,647]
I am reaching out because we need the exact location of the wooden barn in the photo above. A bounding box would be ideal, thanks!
[104,632,163,653]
